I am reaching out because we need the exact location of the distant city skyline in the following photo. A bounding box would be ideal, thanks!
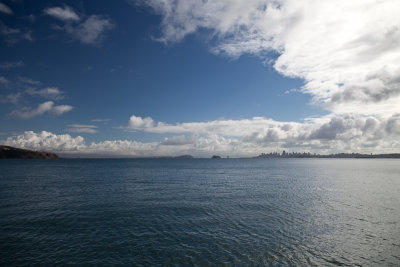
[1,0,400,157]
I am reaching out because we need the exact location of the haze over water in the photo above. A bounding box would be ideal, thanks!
[1,158,399,266]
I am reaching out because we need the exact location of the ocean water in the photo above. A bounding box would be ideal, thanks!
[0,158,399,266]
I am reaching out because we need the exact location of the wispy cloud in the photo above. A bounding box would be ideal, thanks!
[9,101,73,119]
[44,5,80,22]
[0,3,13,15]
[0,77,74,119]
[18,76,41,85]
[0,60,24,69]
[92,118,110,123]
[0,92,21,105]
[67,124,98,134]
[0,76,9,84]
[44,5,114,45]
[66,15,114,44]
[26,87,64,100]
[0,21,33,45]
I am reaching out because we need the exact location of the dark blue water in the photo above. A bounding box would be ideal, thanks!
[0,159,399,266]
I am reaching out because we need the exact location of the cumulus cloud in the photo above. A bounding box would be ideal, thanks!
[3,131,85,152]
[123,114,400,154]
[0,3,13,15]
[44,5,114,45]
[125,115,300,137]
[67,124,98,134]
[1,131,245,157]
[3,122,400,157]
[139,0,400,116]
[127,115,155,130]
[26,87,64,100]
[9,101,73,119]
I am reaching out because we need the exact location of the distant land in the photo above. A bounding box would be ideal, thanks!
[1,145,400,159]
[255,151,400,159]
[0,146,58,159]
[174,155,194,159]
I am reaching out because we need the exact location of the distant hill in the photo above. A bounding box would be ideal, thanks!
[175,155,194,159]
[0,146,59,159]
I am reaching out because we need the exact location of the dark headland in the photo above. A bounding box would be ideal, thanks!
[0,146,59,159]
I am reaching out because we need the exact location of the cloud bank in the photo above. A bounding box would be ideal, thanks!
[124,114,400,153]
[3,111,400,157]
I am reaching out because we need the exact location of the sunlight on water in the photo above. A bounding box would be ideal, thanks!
[1,159,399,265]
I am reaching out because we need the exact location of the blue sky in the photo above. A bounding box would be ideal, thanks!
[1,0,399,156]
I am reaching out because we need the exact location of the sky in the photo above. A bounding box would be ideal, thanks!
[1,0,400,157]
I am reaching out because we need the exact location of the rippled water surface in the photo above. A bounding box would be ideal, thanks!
[1,158,399,266]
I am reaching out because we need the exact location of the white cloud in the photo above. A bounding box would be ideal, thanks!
[9,101,73,119]
[127,115,155,130]
[45,5,114,45]
[3,131,85,152]
[52,104,73,115]
[1,130,245,157]
[26,87,64,100]
[67,124,98,134]
[123,114,400,154]
[140,0,400,117]
[127,0,400,154]
[3,122,400,157]
[67,15,114,44]
[0,78,74,118]
[44,6,80,22]
[0,3,13,15]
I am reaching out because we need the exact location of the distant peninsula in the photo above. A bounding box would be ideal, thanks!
[0,146,59,159]
[255,151,400,159]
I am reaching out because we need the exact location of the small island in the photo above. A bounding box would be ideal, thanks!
[0,145,59,159]
[211,155,222,159]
